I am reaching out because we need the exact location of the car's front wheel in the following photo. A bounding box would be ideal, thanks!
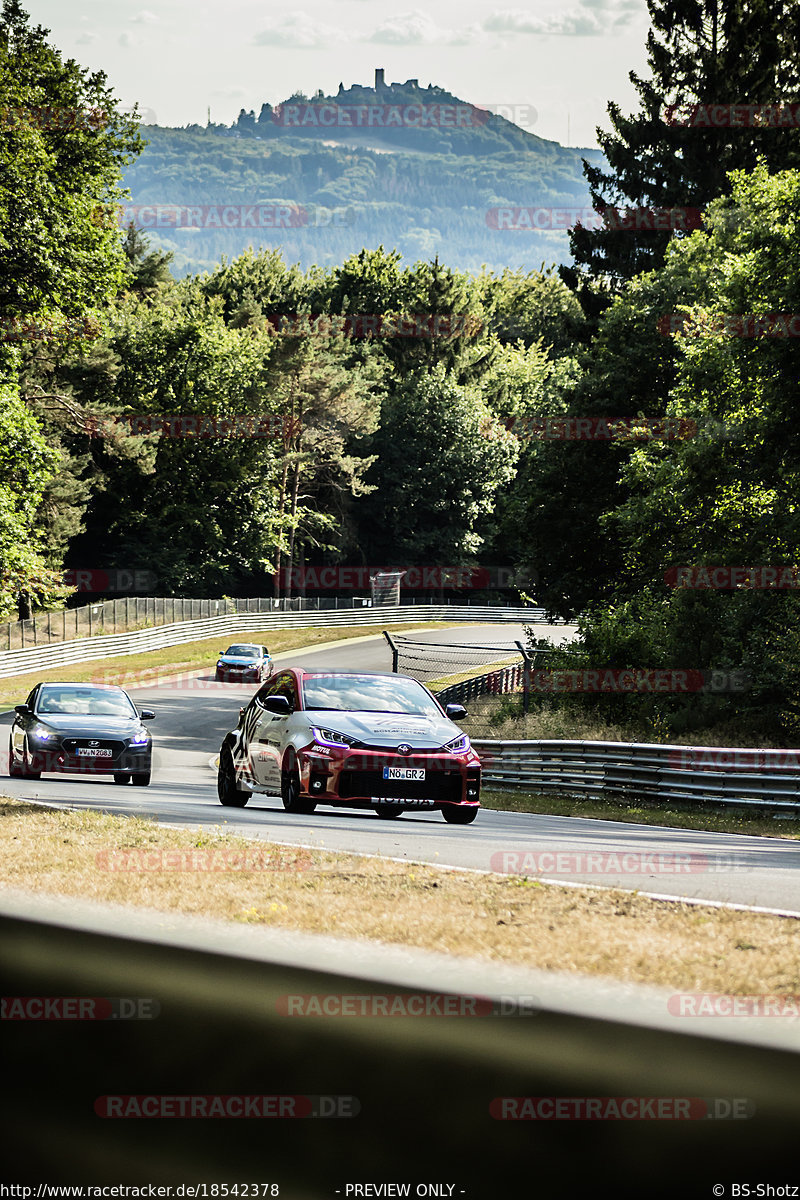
[441,806,479,825]
[281,753,316,814]
[7,738,22,778]
[114,772,131,785]
[131,771,151,787]
[218,748,249,807]
[21,741,42,780]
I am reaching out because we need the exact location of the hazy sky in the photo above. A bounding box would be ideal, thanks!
[23,0,652,146]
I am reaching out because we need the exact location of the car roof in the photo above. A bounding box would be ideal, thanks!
[39,681,126,691]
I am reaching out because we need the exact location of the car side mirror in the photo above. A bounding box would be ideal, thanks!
[445,703,468,720]
[14,704,29,716]
[263,695,291,716]
[139,709,155,720]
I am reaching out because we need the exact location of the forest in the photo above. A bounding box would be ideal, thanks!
[2,0,800,741]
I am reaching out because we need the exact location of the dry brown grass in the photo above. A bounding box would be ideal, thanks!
[2,797,799,995]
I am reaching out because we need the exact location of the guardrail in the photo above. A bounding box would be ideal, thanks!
[2,894,799,1187]
[437,661,525,706]
[473,738,800,811]
[0,605,552,679]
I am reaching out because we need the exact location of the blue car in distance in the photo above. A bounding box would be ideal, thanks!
[215,643,272,683]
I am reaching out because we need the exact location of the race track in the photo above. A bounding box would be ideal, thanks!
[3,623,800,913]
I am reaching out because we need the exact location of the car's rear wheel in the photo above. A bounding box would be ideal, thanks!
[113,772,131,785]
[21,741,41,780]
[131,771,151,787]
[281,753,316,814]
[218,748,249,807]
[441,805,479,825]
[375,804,405,819]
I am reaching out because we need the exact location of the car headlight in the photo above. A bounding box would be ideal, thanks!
[30,723,57,742]
[129,730,149,745]
[313,727,359,748]
[444,734,470,755]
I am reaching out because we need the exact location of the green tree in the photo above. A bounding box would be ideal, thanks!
[357,366,517,566]
[566,0,800,293]
[0,0,142,326]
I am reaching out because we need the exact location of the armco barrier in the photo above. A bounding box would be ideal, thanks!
[2,894,799,1190]
[0,604,550,679]
[473,738,800,811]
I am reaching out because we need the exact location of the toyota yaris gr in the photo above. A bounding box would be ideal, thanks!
[217,668,481,823]
[7,681,154,785]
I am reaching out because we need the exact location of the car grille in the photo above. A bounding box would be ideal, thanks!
[337,769,463,803]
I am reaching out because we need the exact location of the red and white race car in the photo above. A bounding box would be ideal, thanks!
[217,668,481,823]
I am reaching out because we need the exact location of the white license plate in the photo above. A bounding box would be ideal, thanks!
[371,797,436,808]
[383,767,425,780]
[76,747,112,757]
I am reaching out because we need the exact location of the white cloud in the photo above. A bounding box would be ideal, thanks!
[483,1,640,37]
[254,13,346,48]
[131,10,159,23]
[369,10,476,46]
[76,32,96,45]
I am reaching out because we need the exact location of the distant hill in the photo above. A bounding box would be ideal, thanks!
[122,73,605,276]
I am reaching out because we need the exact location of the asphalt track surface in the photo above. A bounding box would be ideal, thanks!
[3,623,800,913]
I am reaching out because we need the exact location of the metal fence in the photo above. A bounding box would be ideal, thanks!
[473,738,800,811]
[0,604,550,679]
[1,595,559,652]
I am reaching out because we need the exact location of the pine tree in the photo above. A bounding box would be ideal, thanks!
[566,0,800,294]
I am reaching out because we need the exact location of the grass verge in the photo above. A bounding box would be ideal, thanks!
[482,788,800,840]
[1,797,798,995]
[0,620,467,708]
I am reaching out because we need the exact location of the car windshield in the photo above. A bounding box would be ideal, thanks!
[37,686,137,717]
[302,674,441,716]
[224,645,260,658]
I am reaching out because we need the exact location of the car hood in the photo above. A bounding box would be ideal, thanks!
[219,656,261,665]
[306,709,463,750]
[33,714,147,737]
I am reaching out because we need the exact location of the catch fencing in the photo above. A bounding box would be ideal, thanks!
[0,603,551,679]
[3,594,555,652]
